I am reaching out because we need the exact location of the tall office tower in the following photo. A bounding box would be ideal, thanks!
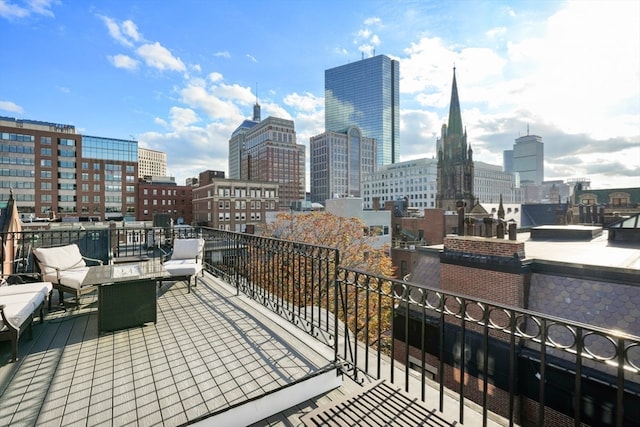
[436,68,475,211]
[240,116,305,210]
[0,116,138,220]
[309,126,376,204]
[510,131,544,185]
[325,54,400,166]
[229,101,261,179]
[138,147,167,178]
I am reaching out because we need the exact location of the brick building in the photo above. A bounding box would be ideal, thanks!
[393,231,640,426]
[136,176,192,225]
[192,170,279,232]
[1,116,138,221]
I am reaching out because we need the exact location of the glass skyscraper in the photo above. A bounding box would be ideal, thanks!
[325,55,400,166]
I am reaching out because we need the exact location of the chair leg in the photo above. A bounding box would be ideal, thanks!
[10,332,17,363]
[187,277,191,293]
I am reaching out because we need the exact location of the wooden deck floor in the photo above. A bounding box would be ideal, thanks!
[0,274,356,426]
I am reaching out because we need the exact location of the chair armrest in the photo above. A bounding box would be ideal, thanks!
[82,256,103,266]
[159,247,172,263]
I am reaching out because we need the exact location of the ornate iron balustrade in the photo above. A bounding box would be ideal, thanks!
[1,228,111,279]
[335,268,640,427]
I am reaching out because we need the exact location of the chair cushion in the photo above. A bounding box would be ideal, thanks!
[0,292,44,330]
[164,259,203,277]
[0,282,52,299]
[57,268,91,289]
[33,244,86,276]
[171,239,204,260]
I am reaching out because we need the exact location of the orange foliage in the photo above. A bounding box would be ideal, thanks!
[262,211,395,277]
[257,212,396,349]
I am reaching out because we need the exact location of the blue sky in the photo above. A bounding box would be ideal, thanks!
[1,0,639,190]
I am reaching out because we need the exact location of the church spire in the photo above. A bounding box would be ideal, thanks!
[447,67,464,137]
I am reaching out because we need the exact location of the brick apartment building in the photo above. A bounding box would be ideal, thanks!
[192,170,279,232]
[1,116,138,221]
[136,176,192,225]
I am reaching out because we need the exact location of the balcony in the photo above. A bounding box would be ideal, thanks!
[1,226,639,426]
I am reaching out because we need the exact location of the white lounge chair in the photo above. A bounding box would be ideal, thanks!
[162,238,205,293]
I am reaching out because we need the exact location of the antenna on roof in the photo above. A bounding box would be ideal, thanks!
[527,123,530,135]
[255,82,259,104]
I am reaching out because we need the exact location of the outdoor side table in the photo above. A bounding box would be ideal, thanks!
[82,260,169,333]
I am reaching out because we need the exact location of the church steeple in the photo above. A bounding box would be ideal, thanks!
[436,66,475,213]
[447,67,464,137]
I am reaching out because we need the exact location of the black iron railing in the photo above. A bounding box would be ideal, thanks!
[2,227,639,426]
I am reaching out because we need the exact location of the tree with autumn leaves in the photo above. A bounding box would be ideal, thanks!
[257,211,396,351]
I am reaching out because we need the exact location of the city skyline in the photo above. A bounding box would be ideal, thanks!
[0,0,638,190]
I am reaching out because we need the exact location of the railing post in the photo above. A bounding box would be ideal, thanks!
[333,250,340,366]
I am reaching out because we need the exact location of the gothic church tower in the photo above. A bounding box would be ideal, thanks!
[436,68,475,211]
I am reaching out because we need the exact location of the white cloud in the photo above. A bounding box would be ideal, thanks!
[214,51,230,58]
[0,100,23,113]
[100,15,135,47]
[153,117,168,128]
[208,72,223,82]
[136,42,186,72]
[283,92,323,113]
[364,17,381,26]
[0,0,56,19]
[109,54,139,70]
[212,83,254,104]
[505,0,640,138]
[121,19,140,42]
[355,17,383,57]
[168,107,199,129]
[179,83,243,121]
[485,26,506,38]
[357,28,371,39]
[246,54,257,63]
[29,0,56,17]
[0,1,30,19]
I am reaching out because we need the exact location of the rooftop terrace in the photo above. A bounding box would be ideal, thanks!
[1,226,639,426]
[1,270,499,426]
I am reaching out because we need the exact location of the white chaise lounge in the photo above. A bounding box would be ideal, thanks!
[0,281,52,362]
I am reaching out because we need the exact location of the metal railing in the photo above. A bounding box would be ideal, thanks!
[2,227,639,426]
